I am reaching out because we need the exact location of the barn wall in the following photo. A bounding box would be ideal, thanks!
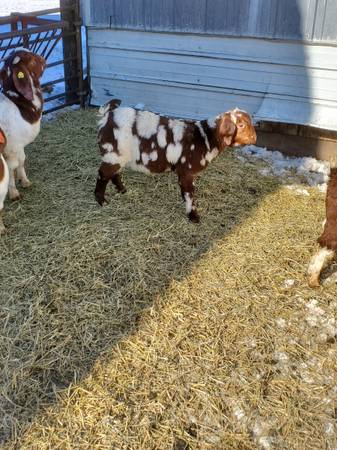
[88,29,337,130]
[84,0,337,43]
[83,0,337,130]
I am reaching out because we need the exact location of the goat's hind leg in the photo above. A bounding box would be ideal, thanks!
[111,172,126,194]
[307,247,335,288]
[95,162,124,205]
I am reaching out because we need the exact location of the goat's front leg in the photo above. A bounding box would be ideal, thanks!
[307,247,335,288]
[178,172,199,223]
[17,153,32,188]
[95,162,124,205]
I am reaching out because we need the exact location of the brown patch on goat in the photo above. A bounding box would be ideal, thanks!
[0,128,7,182]
[0,127,6,152]
[0,158,5,182]
[318,168,337,250]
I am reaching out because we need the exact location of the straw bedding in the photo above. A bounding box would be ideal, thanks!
[0,109,336,449]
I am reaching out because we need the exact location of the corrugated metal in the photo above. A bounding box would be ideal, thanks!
[88,29,337,130]
[84,0,337,43]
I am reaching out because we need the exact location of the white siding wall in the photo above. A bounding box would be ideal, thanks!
[88,29,337,130]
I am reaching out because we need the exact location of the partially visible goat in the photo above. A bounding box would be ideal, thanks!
[0,128,9,234]
[94,100,257,222]
[0,48,45,202]
[307,168,337,287]
[0,48,45,233]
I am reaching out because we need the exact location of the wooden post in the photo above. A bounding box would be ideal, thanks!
[60,0,83,105]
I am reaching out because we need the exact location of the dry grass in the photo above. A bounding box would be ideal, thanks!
[0,109,336,449]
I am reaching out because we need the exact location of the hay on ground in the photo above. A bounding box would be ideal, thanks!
[0,109,336,450]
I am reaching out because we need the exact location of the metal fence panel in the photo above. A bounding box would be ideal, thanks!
[0,3,85,114]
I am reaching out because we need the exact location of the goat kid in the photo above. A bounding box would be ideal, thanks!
[307,167,337,287]
[95,100,257,222]
[0,48,45,202]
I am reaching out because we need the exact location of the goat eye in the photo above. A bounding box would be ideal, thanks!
[238,122,245,128]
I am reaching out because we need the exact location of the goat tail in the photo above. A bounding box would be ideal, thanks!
[98,99,122,118]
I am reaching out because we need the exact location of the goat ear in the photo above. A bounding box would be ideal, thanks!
[220,114,236,147]
[12,66,33,101]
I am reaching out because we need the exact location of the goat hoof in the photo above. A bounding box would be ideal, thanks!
[189,210,200,223]
[9,190,21,201]
[95,193,109,206]
[21,179,32,188]
[308,275,321,288]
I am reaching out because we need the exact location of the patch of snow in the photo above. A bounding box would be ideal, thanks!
[284,279,295,287]
[252,419,273,450]
[273,351,288,363]
[317,183,328,193]
[305,299,325,326]
[285,185,310,196]
[233,406,246,423]
[259,436,272,450]
[134,103,145,110]
[246,337,257,348]
[304,299,337,343]
[276,318,287,328]
[0,0,59,16]
[325,422,335,436]
[239,145,329,188]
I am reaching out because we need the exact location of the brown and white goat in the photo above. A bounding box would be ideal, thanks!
[307,168,337,287]
[95,100,257,222]
[0,48,45,205]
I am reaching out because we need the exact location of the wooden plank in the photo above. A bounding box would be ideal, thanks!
[90,0,114,27]
[60,0,80,103]
[90,76,262,120]
[143,0,174,30]
[90,0,146,28]
[320,0,337,41]
[112,0,145,29]
[247,0,261,35]
[257,130,337,160]
[84,0,337,43]
[255,0,308,39]
[88,29,337,69]
[88,46,337,102]
[91,75,337,131]
[205,0,249,35]
[173,0,207,32]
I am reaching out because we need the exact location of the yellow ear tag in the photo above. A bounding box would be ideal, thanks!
[17,71,25,79]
